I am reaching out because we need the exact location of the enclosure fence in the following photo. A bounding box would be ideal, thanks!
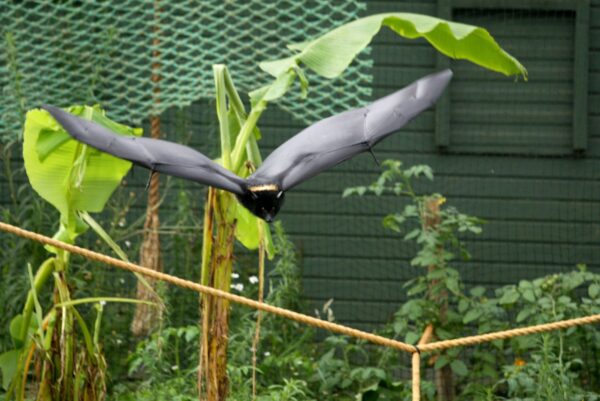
[2,220,599,401]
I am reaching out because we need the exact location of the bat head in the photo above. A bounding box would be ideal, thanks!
[236,184,285,223]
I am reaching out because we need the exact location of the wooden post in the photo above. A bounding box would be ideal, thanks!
[422,198,454,401]
[131,0,163,336]
[413,324,434,401]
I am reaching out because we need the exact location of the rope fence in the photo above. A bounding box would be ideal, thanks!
[2,220,599,400]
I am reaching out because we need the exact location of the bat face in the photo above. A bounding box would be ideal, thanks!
[236,185,285,223]
[42,69,452,223]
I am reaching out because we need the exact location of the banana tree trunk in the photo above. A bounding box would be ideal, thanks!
[199,190,236,401]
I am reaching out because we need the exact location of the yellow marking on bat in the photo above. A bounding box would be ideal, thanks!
[248,184,279,192]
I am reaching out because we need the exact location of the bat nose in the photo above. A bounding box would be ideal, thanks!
[264,214,274,223]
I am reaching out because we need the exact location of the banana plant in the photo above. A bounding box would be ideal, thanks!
[0,106,155,401]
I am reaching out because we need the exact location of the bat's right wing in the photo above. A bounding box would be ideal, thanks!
[42,105,246,195]
[249,69,452,191]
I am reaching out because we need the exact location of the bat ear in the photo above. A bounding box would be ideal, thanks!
[250,191,259,200]
[276,191,284,199]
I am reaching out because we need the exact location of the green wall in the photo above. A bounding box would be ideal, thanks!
[254,0,600,329]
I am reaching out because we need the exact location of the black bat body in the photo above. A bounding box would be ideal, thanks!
[42,69,452,222]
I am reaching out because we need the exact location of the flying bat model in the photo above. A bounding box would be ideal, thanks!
[42,69,452,223]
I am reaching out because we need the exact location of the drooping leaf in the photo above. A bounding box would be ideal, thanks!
[231,200,260,250]
[261,13,527,80]
[23,105,142,243]
[249,68,298,106]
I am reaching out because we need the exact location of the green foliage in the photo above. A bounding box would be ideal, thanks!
[23,105,141,244]
[345,161,600,400]
[259,13,526,97]
[102,176,600,401]
[112,223,317,400]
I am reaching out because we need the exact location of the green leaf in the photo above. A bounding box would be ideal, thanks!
[516,308,532,323]
[434,355,449,369]
[462,309,482,324]
[521,288,536,303]
[450,360,469,376]
[232,200,260,250]
[23,106,141,242]
[446,277,460,295]
[405,331,420,345]
[260,13,526,80]
[0,350,20,390]
[54,297,156,308]
[392,320,406,335]
[36,129,70,161]
[8,315,23,343]
[404,229,420,241]
[589,283,600,299]
[231,201,275,258]
[79,211,130,262]
[249,69,297,105]
[499,289,520,305]
[469,286,486,297]
[458,299,469,313]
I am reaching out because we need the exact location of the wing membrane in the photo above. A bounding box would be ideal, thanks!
[42,105,246,195]
[249,69,453,190]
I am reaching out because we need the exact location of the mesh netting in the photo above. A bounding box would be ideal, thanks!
[0,0,372,140]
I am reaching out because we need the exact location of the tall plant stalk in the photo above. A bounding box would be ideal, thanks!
[198,65,269,401]
[131,0,164,337]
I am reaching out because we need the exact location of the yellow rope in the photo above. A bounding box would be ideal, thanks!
[0,221,415,353]
[418,313,600,353]
[2,220,599,358]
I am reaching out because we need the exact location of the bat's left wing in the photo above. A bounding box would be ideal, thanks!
[42,105,247,195]
[248,69,452,191]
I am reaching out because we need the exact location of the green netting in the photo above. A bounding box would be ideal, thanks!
[0,1,372,141]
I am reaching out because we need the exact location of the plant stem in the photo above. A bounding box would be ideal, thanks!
[2,141,18,207]
[214,65,232,169]
[231,105,266,173]
[252,221,266,400]
[19,257,55,343]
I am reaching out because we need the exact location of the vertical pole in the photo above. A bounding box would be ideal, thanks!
[413,324,433,401]
[412,352,421,401]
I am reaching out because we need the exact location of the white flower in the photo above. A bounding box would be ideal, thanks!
[118,218,126,227]
[231,283,244,292]
[249,276,259,284]
[231,272,240,279]
[171,365,179,370]
[264,351,270,357]
[99,301,107,306]
[125,240,131,248]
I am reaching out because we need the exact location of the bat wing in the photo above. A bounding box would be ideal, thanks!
[42,105,246,195]
[248,69,453,191]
